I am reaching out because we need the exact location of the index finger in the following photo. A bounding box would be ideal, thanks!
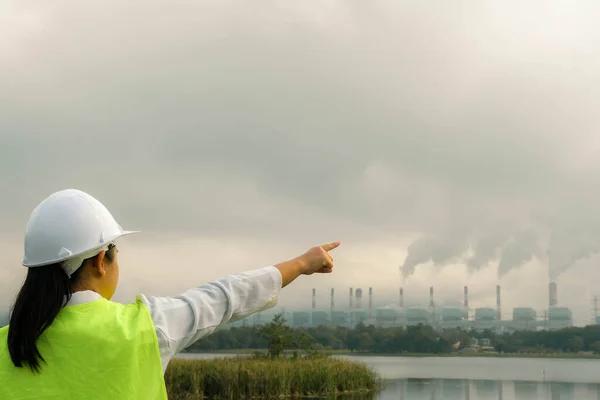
[321,242,341,252]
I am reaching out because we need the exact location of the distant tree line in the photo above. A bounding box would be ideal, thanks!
[184,314,600,355]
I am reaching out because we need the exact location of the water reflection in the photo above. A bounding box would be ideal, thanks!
[367,379,598,399]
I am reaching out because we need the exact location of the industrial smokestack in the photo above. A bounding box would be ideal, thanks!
[399,287,404,308]
[350,288,354,309]
[549,282,557,307]
[429,286,434,307]
[368,287,373,318]
[330,288,335,310]
[429,286,435,325]
[356,288,363,309]
[496,285,501,320]
[312,288,316,309]
[464,286,469,308]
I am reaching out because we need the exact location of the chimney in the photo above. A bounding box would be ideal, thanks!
[464,286,469,308]
[349,288,354,309]
[368,287,373,318]
[549,282,557,307]
[312,288,316,309]
[429,286,434,308]
[330,288,335,310]
[356,288,363,309]
[399,287,404,308]
[429,286,435,325]
[496,285,501,320]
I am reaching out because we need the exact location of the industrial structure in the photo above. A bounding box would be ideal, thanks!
[233,282,573,332]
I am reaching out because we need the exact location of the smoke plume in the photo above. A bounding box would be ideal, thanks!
[547,195,600,281]
[400,228,545,279]
[400,235,469,278]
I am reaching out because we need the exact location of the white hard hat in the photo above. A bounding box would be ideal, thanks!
[22,189,138,276]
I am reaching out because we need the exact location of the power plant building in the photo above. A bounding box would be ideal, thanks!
[548,307,572,330]
[405,307,430,324]
[376,306,404,326]
[291,312,310,327]
[331,310,349,325]
[440,307,464,322]
[512,307,537,321]
[311,311,330,326]
[225,282,573,332]
[475,308,497,321]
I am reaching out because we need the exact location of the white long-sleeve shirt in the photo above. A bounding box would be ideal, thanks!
[65,266,282,372]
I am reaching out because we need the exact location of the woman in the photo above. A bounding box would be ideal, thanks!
[0,189,339,399]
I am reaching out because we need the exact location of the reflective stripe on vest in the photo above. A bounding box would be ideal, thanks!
[0,298,168,400]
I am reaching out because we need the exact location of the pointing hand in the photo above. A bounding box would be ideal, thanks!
[298,242,340,275]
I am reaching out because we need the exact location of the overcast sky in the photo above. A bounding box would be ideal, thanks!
[2,0,600,325]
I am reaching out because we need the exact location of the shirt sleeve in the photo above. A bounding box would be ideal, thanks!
[138,266,283,372]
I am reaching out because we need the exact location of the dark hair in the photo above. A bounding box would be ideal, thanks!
[7,246,116,373]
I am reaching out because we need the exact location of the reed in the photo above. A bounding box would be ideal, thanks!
[165,356,381,399]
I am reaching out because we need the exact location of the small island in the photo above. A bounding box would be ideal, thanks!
[165,314,381,399]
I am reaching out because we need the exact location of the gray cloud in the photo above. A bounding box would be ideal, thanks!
[3,0,600,322]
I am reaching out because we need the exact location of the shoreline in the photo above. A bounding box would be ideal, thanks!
[181,349,600,360]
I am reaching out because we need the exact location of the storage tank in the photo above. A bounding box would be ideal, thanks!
[475,308,498,321]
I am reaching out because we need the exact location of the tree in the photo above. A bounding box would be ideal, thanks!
[590,341,600,354]
[258,314,295,358]
[357,332,374,352]
[217,329,240,349]
[295,331,316,350]
[567,336,584,353]
[346,331,362,353]
[182,317,600,356]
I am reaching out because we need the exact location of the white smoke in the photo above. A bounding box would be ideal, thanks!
[497,229,542,278]
[400,235,469,278]
[465,232,510,272]
[400,228,545,279]
[547,195,600,281]
[401,194,600,281]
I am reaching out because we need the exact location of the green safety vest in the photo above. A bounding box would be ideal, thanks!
[0,298,168,400]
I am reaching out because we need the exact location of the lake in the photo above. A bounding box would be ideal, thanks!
[176,354,600,399]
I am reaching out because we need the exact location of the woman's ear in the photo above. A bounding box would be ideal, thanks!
[91,251,107,277]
